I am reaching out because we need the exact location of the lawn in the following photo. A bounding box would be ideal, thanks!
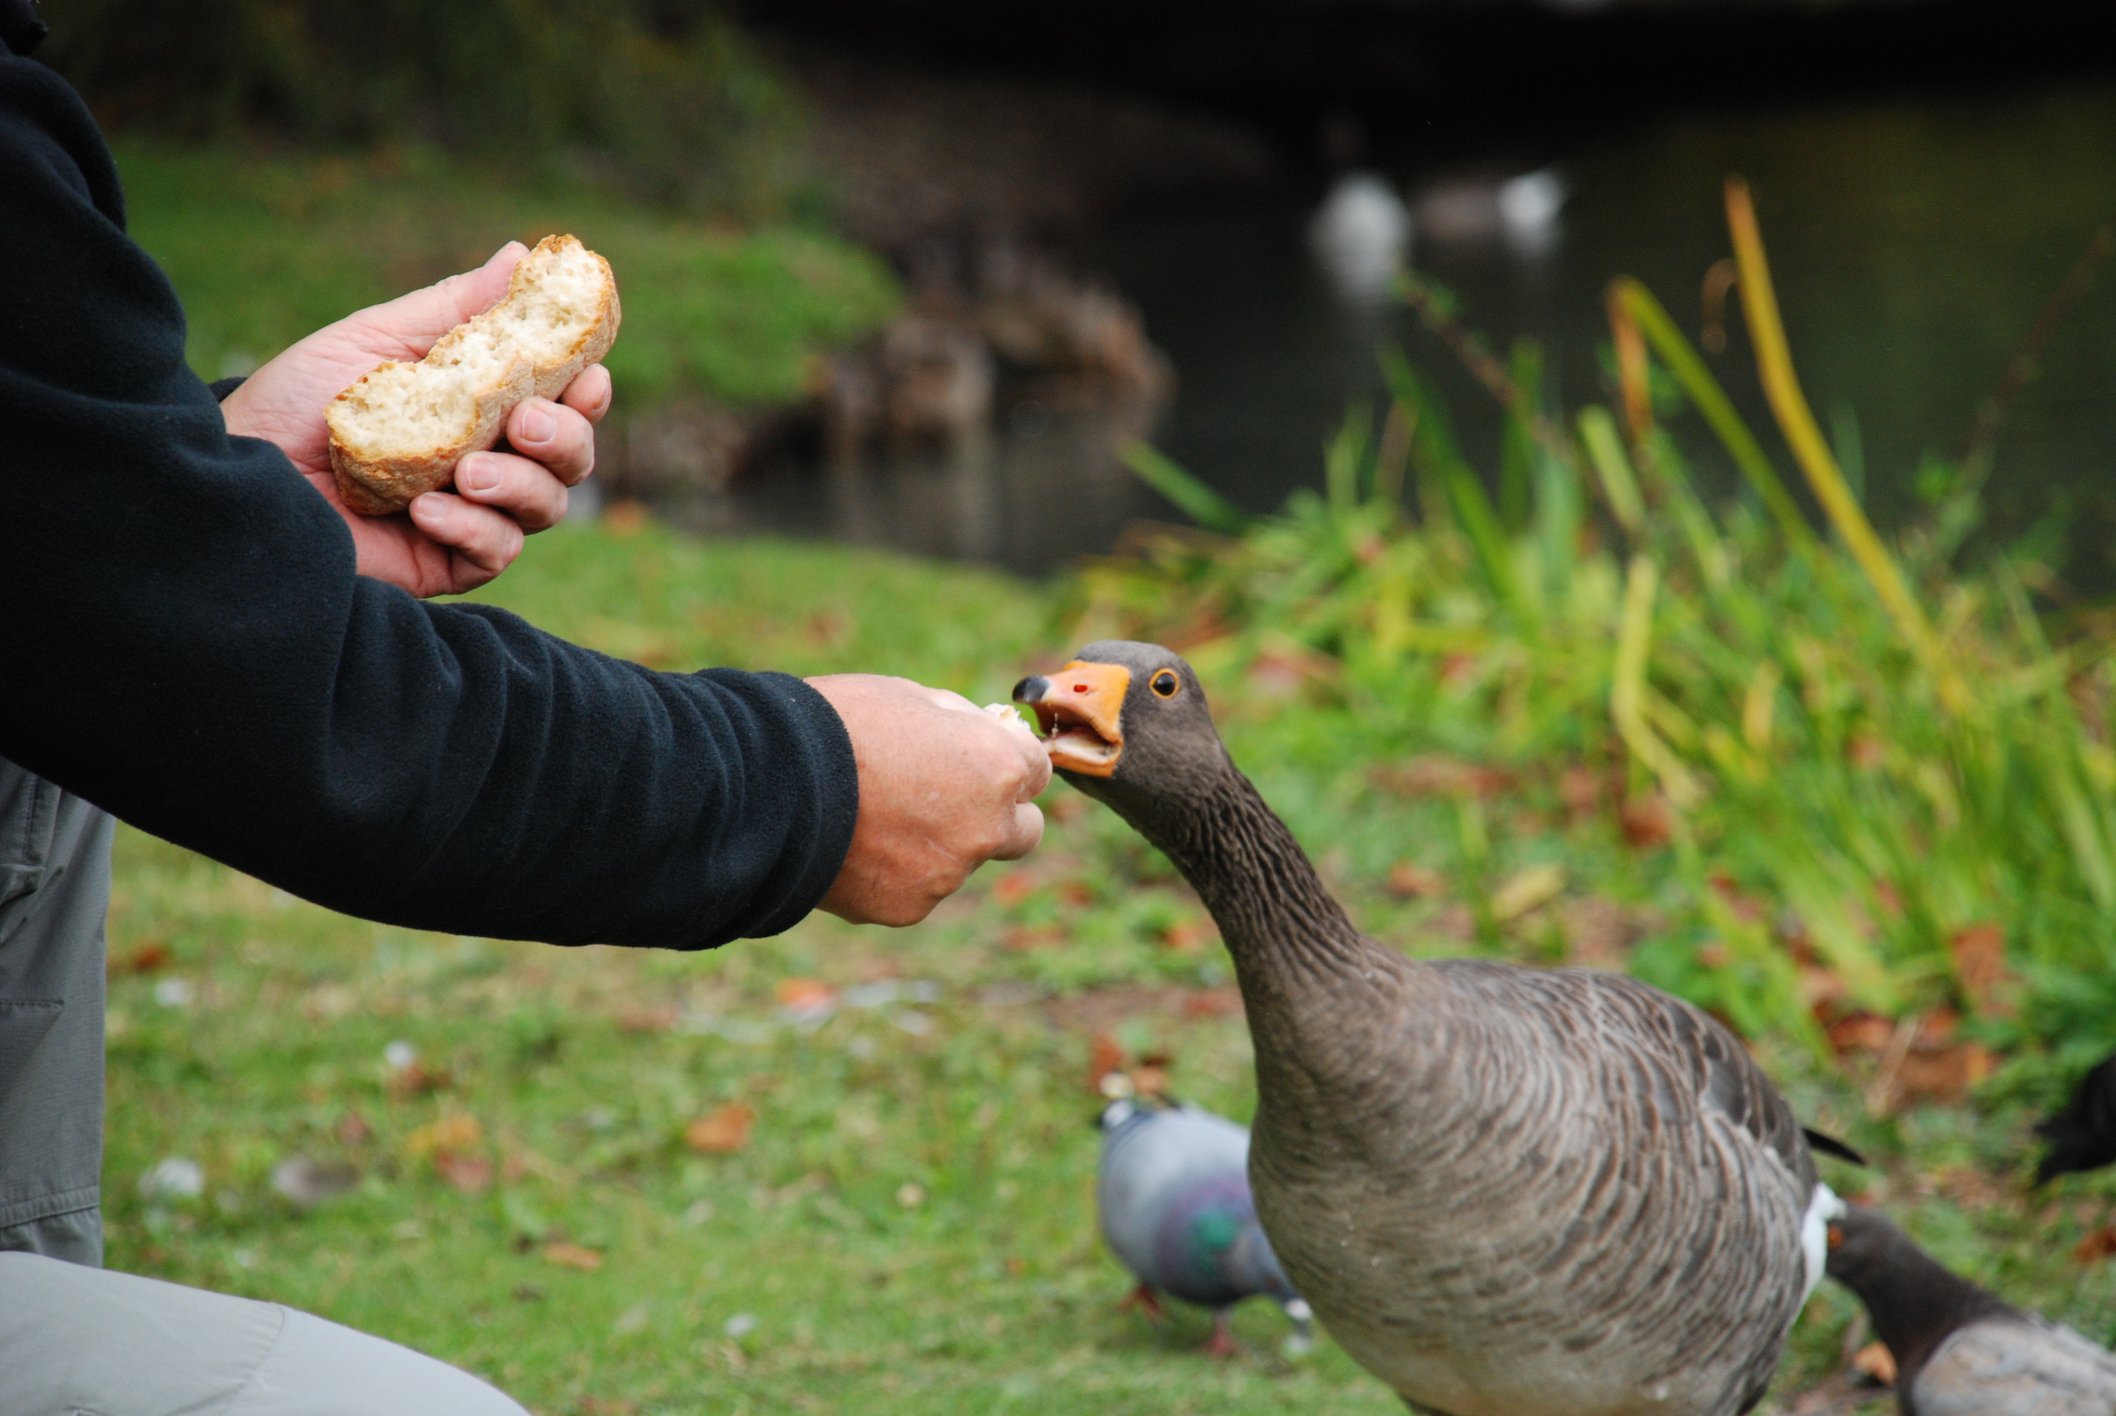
[99,514,2116,1415]
[117,140,901,410]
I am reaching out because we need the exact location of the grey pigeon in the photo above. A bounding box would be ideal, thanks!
[1827,1205,2116,1415]
[1095,1095,1313,1357]
[1021,642,1846,1415]
[2037,1050,2116,1183]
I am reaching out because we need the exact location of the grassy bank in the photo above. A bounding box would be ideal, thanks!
[118,140,901,410]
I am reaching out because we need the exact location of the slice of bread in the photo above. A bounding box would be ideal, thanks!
[326,234,621,515]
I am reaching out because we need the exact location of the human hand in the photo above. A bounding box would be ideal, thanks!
[805,675,1052,926]
[219,242,612,598]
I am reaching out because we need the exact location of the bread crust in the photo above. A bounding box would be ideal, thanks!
[326,235,621,515]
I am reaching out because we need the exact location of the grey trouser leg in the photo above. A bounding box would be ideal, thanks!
[0,1251,530,1416]
[0,756,112,1264]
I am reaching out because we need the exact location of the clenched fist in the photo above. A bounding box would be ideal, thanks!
[805,674,1051,926]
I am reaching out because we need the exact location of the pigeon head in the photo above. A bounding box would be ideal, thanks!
[1013,641,1230,832]
[1823,1206,1909,1297]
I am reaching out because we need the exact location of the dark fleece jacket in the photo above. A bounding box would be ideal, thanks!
[0,50,858,949]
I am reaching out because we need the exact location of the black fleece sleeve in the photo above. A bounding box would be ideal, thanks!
[0,55,858,949]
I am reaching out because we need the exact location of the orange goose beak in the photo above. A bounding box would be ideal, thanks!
[1012,662,1129,777]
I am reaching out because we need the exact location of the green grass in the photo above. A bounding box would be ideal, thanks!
[101,517,2116,1415]
[118,140,901,408]
[99,189,2116,1411]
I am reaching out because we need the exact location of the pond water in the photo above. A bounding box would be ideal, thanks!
[683,81,2116,586]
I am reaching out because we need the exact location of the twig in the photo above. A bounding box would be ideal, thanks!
[1963,223,2116,470]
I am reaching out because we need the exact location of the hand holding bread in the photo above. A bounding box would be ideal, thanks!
[325,234,621,515]
[219,239,613,597]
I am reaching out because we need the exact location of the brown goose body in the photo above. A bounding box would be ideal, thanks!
[1018,642,1838,1416]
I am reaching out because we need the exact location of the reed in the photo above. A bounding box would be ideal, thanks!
[1074,188,2116,1052]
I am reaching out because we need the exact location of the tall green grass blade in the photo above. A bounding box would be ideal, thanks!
[1499,340,1544,532]
[1446,466,1526,617]
[1380,345,1469,530]
[1121,439,1251,535]
[1608,277,1812,548]
[1578,406,1646,535]
[1612,555,1702,805]
[1724,177,1964,713]
[1324,403,1373,520]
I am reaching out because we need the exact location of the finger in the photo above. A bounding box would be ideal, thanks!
[359,241,527,356]
[557,364,614,424]
[408,492,526,585]
[925,687,982,714]
[1012,733,1053,799]
[454,451,571,532]
[991,802,1045,862]
[502,397,596,486]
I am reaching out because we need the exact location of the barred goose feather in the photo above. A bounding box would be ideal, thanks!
[1017,641,1842,1416]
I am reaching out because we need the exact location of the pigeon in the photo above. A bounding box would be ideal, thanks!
[2036,1050,2116,1184]
[1095,1095,1313,1357]
[1827,1204,2116,1415]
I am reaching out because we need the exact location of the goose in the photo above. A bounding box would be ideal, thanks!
[1307,170,1413,306]
[1409,164,1570,258]
[1826,1205,2116,1415]
[2035,1050,2116,1183]
[1014,641,1844,1416]
[1095,1094,1314,1357]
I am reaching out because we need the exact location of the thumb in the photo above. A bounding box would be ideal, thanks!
[360,241,527,355]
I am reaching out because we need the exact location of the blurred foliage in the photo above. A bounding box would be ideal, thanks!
[45,1,810,217]
[1076,191,2116,1063]
[119,140,901,407]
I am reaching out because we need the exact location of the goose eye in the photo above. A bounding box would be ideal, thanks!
[1150,670,1181,699]
[1826,1223,1844,1249]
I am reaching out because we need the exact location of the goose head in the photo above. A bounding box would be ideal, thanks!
[1012,640,1229,828]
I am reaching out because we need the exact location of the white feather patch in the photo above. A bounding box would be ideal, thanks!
[1799,1183,1846,1302]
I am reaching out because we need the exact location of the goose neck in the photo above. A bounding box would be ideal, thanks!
[1143,766,1375,987]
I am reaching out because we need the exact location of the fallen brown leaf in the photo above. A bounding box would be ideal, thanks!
[685,1103,756,1155]
[1948,922,2013,1017]
[1374,756,1517,800]
[2074,1226,2116,1265]
[601,500,649,536]
[109,940,174,976]
[1385,861,1449,899]
[992,873,1039,907]
[388,1062,453,1099]
[1826,1012,1897,1057]
[615,1005,678,1034]
[1557,765,1607,821]
[1618,795,1675,850]
[542,1241,604,1272]
[1002,924,1065,953]
[1180,987,1242,1020]
[1087,1032,1126,1094]
[405,1114,482,1159]
[433,1151,493,1194]
[1159,916,1216,953]
[775,978,837,1016]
